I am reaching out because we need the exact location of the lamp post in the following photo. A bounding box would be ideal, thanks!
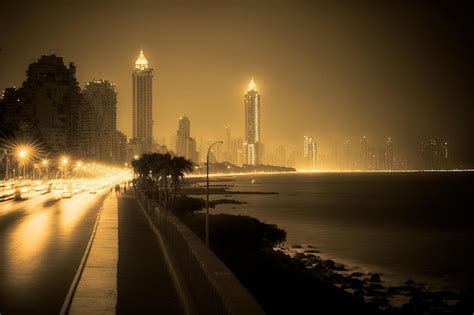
[4,149,9,180]
[61,157,69,180]
[206,140,223,247]
[18,149,28,180]
[42,159,49,180]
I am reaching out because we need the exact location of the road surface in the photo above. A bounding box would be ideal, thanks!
[0,190,107,314]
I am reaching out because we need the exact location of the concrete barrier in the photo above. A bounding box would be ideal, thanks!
[136,191,265,315]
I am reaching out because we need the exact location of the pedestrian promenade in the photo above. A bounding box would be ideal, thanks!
[67,190,184,315]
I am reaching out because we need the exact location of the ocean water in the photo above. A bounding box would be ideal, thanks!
[209,172,474,291]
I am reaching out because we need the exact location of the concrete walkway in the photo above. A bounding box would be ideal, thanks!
[116,192,183,315]
[69,195,119,314]
[67,191,183,315]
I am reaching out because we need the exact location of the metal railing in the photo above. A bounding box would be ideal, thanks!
[137,191,265,315]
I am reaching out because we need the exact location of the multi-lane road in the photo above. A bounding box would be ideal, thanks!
[0,185,110,314]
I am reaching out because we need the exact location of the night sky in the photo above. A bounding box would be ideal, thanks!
[1,0,473,165]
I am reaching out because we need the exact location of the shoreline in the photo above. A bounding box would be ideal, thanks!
[275,244,463,310]
[183,173,473,312]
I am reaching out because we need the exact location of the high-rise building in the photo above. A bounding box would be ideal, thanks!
[83,79,118,161]
[386,137,395,170]
[304,136,317,170]
[441,142,449,169]
[421,139,448,170]
[274,145,286,167]
[176,116,199,162]
[360,136,369,170]
[244,78,263,165]
[114,131,127,163]
[132,50,153,154]
[343,140,352,170]
[176,116,190,156]
[3,55,92,158]
[224,126,231,162]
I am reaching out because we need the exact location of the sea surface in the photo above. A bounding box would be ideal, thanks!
[209,172,474,292]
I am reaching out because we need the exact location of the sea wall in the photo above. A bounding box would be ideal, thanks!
[136,191,264,315]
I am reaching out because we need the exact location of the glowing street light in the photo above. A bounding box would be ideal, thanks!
[19,150,27,159]
[17,147,29,180]
[134,155,139,160]
[206,140,223,247]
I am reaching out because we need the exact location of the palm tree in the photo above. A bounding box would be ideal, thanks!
[170,156,194,209]
[131,152,194,209]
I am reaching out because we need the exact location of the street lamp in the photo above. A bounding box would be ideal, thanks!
[61,157,69,179]
[42,159,49,180]
[206,140,223,247]
[18,148,28,180]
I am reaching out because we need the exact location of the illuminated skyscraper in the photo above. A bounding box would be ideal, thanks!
[176,116,198,162]
[132,50,153,154]
[244,78,263,165]
[360,136,369,170]
[304,136,317,170]
[385,137,394,170]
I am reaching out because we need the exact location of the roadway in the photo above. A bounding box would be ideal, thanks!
[0,189,108,314]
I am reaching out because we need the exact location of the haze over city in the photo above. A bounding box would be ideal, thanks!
[2,0,474,168]
[1,2,474,314]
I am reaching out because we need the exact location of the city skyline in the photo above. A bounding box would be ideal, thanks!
[2,1,474,167]
[1,2,474,315]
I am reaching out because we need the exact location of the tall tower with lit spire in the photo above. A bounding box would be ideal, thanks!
[244,78,263,165]
[132,50,153,154]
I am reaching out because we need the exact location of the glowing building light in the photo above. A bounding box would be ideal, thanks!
[248,77,257,91]
[135,50,149,70]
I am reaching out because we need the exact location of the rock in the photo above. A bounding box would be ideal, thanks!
[322,259,335,269]
[306,257,321,265]
[304,249,322,254]
[366,288,378,296]
[294,253,307,260]
[291,245,303,249]
[387,287,400,295]
[369,273,381,282]
[333,263,347,271]
[369,283,385,290]
[349,278,365,290]
[350,272,365,277]
[353,289,365,297]
[370,296,390,308]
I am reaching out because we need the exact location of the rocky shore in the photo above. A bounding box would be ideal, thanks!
[276,244,472,314]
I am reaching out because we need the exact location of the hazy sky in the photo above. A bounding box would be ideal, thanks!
[1,0,474,164]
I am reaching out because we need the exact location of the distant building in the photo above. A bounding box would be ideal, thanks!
[1,55,92,158]
[131,50,153,155]
[360,136,369,170]
[176,116,199,163]
[224,126,231,162]
[114,131,127,164]
[385,137,395,170]
[244,78,264,165]
[304,136,317,170]
[83,79,118,162]
[343,140,352,170]
[231,137,244,166]
[274,145,286,167]
[421,139,448,170]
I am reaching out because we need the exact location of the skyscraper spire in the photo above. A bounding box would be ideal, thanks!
[248,77,257,91]
[135,50,148,70]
